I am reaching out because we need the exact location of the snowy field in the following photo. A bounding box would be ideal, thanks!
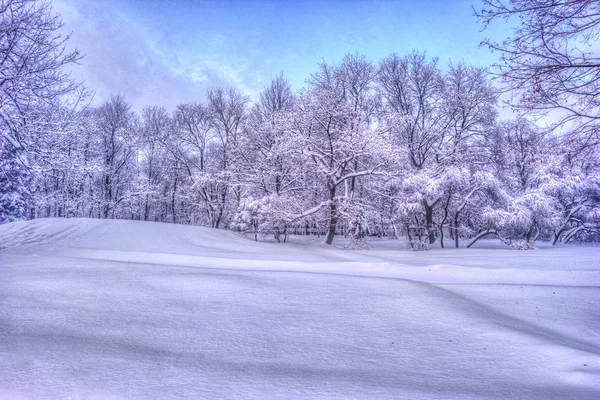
[0,218,599,399]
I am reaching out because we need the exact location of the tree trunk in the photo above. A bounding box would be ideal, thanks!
[440,193,451,249]
[325,187,337,245]
[144,194,150,221]
[425,202,435,245]
[454,212,460,248]
[466,229,497,248]
[552,229,563,245]
[325,202,338,245]
[171,177,178,224]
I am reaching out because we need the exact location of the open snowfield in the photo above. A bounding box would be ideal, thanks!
[0,218,599,399]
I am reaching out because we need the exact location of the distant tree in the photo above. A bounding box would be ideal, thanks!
[476,0,600,158]
[93,96,137,219]
[170,102,216,225]
[378,52,443,171]
[138,106,170,221]
[175,103,214,172]
[243,73,297,197]
[206,88,249,227]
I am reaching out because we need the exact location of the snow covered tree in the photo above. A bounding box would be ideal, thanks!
[378,53,498,247]
[169,102,214,224]
[231,74,307,239]
[0,0,82,223]
[242,73,298,197]
[231,194,303,242]
[378,52,443,171]
[137,106,170,221]
[25,103,96,219]
[542,168,600,244]
[0,139,28,222]
[92,96,138,219]
[167,89,249,228]
[205,87,249,227]
[1,40,593,249]
[465,119,557,248]
[0,0,81,153]
[293,54,389,245]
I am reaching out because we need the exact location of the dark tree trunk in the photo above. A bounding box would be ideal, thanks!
[325,187,337,245]
[325,202,338,245]
[454,212,460,248]
[144,194,150,221]
[424,202,435,245]
[171,176,178,224]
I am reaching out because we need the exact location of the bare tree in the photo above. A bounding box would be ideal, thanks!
[139,106,170,221]
[207,87,249,171]
[378,51,443,170]
[476,0,600,158]
[170,101,225,227]
[206,87,249,224]
[175,103,213,171]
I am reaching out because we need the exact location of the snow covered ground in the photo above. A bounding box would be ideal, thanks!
[0,218,599,399]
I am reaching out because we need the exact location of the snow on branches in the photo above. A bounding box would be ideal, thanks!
[2,1,597,249]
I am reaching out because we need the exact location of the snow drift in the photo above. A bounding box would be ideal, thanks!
[0,218,599,399]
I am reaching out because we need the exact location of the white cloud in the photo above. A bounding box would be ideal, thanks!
[52,0,263,110]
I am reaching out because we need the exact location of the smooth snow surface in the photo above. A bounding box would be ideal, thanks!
[1,218,599,399]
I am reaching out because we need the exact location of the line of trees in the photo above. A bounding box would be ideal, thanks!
[1,0,599,249]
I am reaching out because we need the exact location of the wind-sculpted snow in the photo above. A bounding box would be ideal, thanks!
[0,218,599,399]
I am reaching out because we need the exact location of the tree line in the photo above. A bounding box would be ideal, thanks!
[1,0,599,249]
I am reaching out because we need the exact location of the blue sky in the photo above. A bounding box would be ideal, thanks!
[53,0,511,110]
